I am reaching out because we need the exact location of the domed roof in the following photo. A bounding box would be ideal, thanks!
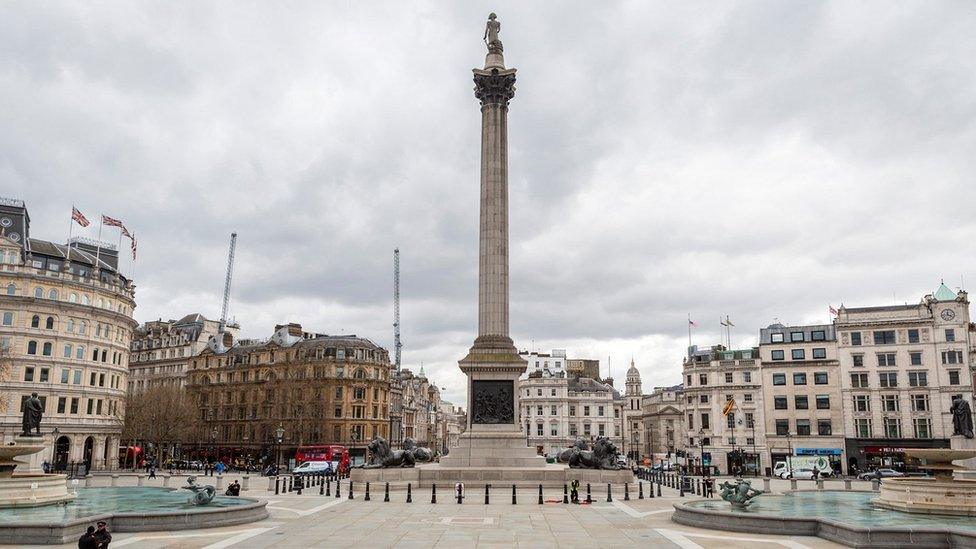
[626,359,641,379]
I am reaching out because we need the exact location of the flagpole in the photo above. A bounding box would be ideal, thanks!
[66,208,74,249]
[687,313,692,351]
[94,215,103,279]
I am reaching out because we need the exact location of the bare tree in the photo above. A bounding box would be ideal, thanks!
[122,385,199,466]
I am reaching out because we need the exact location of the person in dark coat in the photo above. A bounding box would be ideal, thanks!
[78,526,96,549]
[93,521,112,548]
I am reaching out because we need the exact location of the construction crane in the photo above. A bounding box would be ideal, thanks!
[393,248,402,372]
[216,232,237,352]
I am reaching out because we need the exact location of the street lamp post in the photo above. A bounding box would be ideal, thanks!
[786,431,793,475]
[275,424,284,473]
[697,428,705,476]
[210,427,218,465]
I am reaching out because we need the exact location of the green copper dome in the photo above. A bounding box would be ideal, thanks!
[934,281,956,301]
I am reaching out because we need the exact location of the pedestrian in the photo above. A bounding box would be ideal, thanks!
[93,521,112,548]
[78,526,96,549]
[812,468,820,481]
[148,464,156,479]
[225,480,241,496]
[570,479,580,504]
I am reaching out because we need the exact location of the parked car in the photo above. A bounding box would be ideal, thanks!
[780,468,816,480]
[858,468,904,480]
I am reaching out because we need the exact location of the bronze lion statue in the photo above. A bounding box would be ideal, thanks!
[557,439,588,463]
[361,436,415,468]
[403,437,434,463]
[567,436,624,470]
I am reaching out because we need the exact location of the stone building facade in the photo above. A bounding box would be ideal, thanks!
[681,345,767,475]
[641,385,683,464]
[520,374,622,456]
[620,360,644,462]
[519,349,567,377]
[128,313,235,393]
[835,284,975,473]
[184,323,393,462]
[0,198,136,471]
[759,323,847,474]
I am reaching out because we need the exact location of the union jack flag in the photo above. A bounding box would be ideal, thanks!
[71,207,90,227]
[101,215,125,228]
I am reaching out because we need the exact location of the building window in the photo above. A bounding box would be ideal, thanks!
[57,397,66,414]
[945,329,955,342]
[852,354,864,367]
[771,350,785,361]
[881,394,899,412]
[334,406,342,418]
[791,349,805,360]
[941,351,963,364]
[817,419,832,436]
[795,395,809,410]
[913,418,932,439]
[70,398,79,414]
[908,371,928,387]
[24,367,34,381]
[687,413,694,430]
[551,424,558,436]
[583,406,590,416]
[1,312,11,326]
[879,372,897,388]
[699,373,708,385]
[60,369,69,384]
[583,423,591,436]
[536,423,543,436]
[537,405,543,416]
[700,413,709,429]
[42,342,52,356]
[908,329,919,343]
[812,348,826,359]
[726,413,735,429]
[743,371,751,383]
[853,394,871,412]
[851,373,868,388]
[949,370,961,385]
[816,394,830,409]
[700,395,709,404]
[813,372,828,385]
[5,284,14,295]
[598,424,605,436]
[911,394,929,412]
[811,330,826,341]
[793,372,807,385]
[27,341,37,354]
[743,393,753,402]
[771,333,784,343]
[873,330,896,345]
[76,346,84,360]
[774,396,788,410]
[31,315,40,328]
[569,405,575,416]
[772,373,786,386]
[877,353,896,367]
[598,406,604,416]
[854,418,871,437]
[775,419,789,435]
[909,352,922,366]
[790,331,804,342]
[725,372,733,383]
[883,417,901,438]
[796,419,811,435]
[40,368,48,382]
[745,412,754,428]
[851,332,862,346]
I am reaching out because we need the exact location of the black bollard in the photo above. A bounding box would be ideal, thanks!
[407,483,413,503]
[625,483,630,501]
[512,484,517,505]
[485,484,490,505]
[275,476,280,495]
[563,484,569,504]
[456,483,463,504]
[297,476,303,495]
[696,478,701,496]
[320,478,324,495]
[606,483,613,503]
[679,477,685,497]
[431,483,436,504]
[365,482,371,501]
[326,479,331,496]
[639,481,644,499]
[348,480,354,500]
[538,484,543,504]
[335,480,341,499]
[288,476,293,492]
[384,482,390,502]
[657,480,662,497]
[586,483,592,504]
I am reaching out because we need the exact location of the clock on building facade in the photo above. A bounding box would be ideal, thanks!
[941,309,956,321]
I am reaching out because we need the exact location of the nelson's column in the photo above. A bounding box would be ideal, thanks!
[438,13,547,469]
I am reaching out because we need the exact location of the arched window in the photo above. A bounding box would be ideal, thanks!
[2,312,12,326]
[79,321,87,335]
[95,324,101,337]
[48,289,58,300]
[66,319,74,333]
[5,284,15,295]
[82,295,90,305]
[45,316,55,330]
[34,287,43,298]
[63,344,72,358]
[31,315,40,328]
[101,350,107,362]
[42,342,52,356]
[76,346,85,360]
[27,341,37,354]
[69,293,77,303]
[354,369,367,379]
[92,348,99,361]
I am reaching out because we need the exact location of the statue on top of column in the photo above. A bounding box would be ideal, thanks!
[484,13,502,52]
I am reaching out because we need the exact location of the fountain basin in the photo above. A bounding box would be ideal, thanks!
[0,474,76,508]
[0,444,46,477]
[875,477,976,516]
[674,491,976,548]
[0,487,268,545]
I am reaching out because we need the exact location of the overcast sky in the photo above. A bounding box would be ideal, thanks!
[4,2,976,408]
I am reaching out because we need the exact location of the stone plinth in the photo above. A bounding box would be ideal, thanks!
[0,474,76,508]
[950,435,976,472]
[11,436,46,475]
[438,432,546,469]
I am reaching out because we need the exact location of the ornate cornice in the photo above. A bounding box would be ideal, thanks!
[473,69,516,107]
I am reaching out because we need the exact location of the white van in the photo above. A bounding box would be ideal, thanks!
[773,457,833,478]
[293,460,333,476]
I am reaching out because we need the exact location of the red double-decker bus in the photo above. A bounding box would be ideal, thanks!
[295,445,350,474]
